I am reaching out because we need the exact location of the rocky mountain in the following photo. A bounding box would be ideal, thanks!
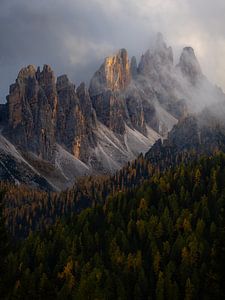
[146,100,225,170]
[0,34,224,191]
[177,46,203,85]
[5,65,57,160]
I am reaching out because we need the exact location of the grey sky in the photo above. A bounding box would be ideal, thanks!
[0,0,225,102]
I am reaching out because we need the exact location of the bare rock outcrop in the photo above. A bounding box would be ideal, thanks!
[5,65,57,160]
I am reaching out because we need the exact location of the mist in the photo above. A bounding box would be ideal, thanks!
[0,0,225,103]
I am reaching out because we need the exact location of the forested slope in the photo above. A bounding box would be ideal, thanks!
[1,153,225,299]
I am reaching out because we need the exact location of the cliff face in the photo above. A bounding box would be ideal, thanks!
[177,47,203,85]
[89,41,177,136]
[6,65,57,160]
[89,48,131,95]
[1,33,224,191]
[56,76,96,161]
[88,34,192,139]
[0,103,8,124]
[89,49,131,135]
[5,66,97,164]
[138,32,174,78]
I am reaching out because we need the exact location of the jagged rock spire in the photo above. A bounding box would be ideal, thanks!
[138,33,173,76]
[7,65,57,160]
[177,47,202,85]
[89,48,131,96]
[130,56,138,79]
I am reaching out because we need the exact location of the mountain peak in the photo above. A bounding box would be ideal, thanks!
[177,47,202,84]
[37,64,55,88]
[56,74,73,91]
[102,48,131,91]
[130,56,138,78]
[17,65,36,81]
[153,33,173,62]
[76,82,86,96]
[89,48,131,96]
[180,47,199,64]
[138,34,173,76]
[42,64,54,74]
[6,63,58,160]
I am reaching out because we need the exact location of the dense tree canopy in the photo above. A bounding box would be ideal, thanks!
[1,153,225,299]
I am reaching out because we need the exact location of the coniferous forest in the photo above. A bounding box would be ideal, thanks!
[1,152,225,299]
[1,1,225,299]
[0,0,225,300]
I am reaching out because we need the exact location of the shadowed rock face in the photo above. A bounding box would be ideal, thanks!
[177,47,203,85]
[145,103,225,171]
[0,103,8,124]
[138,33,174,78]
[6,65,57,160]
[5,67,97,162]
[0,33,224,191]
[56,75,80,155]
[91,90,127,134]
[130,56,138,79]
[56,77,96,161]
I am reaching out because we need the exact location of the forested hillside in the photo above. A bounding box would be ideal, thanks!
[3,108,225,239]
[1,153,225,299]
[2,155,151,238]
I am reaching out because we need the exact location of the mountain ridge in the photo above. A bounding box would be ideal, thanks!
[0,34,224,190]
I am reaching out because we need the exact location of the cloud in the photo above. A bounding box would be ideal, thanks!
[0,0,225,102]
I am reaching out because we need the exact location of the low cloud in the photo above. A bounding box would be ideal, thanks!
[0,0,225,102]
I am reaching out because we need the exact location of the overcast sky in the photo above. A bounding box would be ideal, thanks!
[0,0,225,102]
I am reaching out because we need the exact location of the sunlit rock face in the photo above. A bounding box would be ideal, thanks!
[89,49,131,135]
[104,48,131,91]
[89,34,189,137]
[1,33,224,191]
[90,48,131,95]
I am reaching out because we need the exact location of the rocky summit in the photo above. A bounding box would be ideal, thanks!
[177,47,203,85]
[0,34,224,191]
[5,65,57,160]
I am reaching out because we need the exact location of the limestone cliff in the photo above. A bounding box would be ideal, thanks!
[89,48,131,95]
[1,33,223,191]
[5,65,57,160]
[56,76,96,161]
